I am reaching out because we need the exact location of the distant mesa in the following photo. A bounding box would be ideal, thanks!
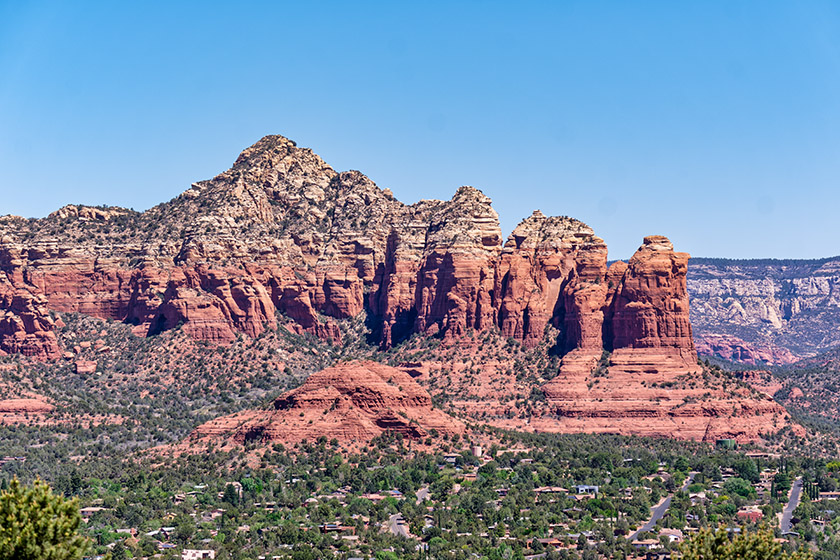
[688,256,840,365]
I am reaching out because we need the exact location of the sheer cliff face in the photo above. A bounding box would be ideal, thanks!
[608,236,695,351]
[0,268,60,359]
[495,211,608,350]
[688,258,840,364]
[0,135,695,362]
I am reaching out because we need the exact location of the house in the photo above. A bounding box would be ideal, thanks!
[115,528,135,536]
[535,486,567,495]
[361,493,386,502]
[689,492,707,506]
[574,485,599,494]
[320,523,356,534]
[631,539,660,550]
[572,494,595,502]
[443,453,461,464]
[201,509,225,523]
[737,508,763,522]
[79,507,107,520]
[659,528,684,543]
[182,551,215,560]
[745,452,776,459]
[534,538,566,550]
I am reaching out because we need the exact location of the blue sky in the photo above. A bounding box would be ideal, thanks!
[2,1,839,259]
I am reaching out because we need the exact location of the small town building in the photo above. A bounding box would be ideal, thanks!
[182,551,215,560]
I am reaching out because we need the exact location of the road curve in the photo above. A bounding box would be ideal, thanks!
[388,513,411,538]
[627,471,697,541]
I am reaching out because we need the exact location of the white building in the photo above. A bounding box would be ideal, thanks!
[182,550,215,560]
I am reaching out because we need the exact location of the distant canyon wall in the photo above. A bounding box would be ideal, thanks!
[688,257,840,364]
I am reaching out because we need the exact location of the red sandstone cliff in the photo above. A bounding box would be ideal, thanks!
[1,135,691,358]
[0,242,61,359]
[0,135,793,444]
[532,237,793,442]
[607,235,695,354]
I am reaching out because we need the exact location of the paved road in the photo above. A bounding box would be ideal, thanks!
[627,471,697,541]
[388,513,411,538]
[781,477,803,533]
[416,486,430,505]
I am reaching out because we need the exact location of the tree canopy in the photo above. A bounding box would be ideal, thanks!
[680,526,811,560]
[0,478,89,560]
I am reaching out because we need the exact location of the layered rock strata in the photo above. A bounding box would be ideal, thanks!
[185,361,463,447]
[0,135,797,443]
[533,237,790,443]
[538,347,792,442]
[0,135,696,361]
[689,257,840,364]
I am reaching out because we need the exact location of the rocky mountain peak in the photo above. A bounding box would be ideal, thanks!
[423,186,502,254]
[638,235,675,253]
[2,134,692,359]
[505,210,596,252]
[231,134,301,168]
[47,205,133,222]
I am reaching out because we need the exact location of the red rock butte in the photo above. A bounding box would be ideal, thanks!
[182,361,463,448]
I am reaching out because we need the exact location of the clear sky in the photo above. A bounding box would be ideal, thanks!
[2,1,839,259]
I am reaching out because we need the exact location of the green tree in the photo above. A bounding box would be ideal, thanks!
[223,483,240,506]
[680,526,811,560]
[775,472,792,498]
[723,477,755,499]
[0,478,89,560]
[111,540,127,560]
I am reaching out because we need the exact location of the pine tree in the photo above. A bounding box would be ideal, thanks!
[111,540,127,560]
[680,526,811,560]
[0,478,89,560]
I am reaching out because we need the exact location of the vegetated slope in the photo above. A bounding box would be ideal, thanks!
[0,309,379,457]
[688,257,840,365]
[765,345,840,433]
